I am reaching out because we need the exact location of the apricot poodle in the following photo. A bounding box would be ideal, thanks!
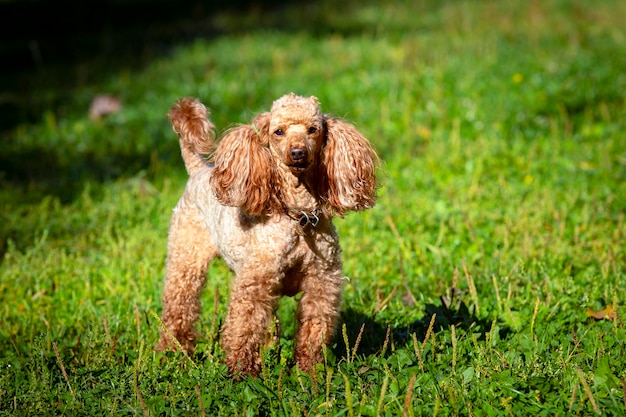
[157,93,378,377]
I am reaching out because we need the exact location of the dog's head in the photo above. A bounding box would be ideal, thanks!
[211,93,378,217]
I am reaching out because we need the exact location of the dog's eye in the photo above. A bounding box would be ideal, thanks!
[274,129,285,136]
[308,126,318,134]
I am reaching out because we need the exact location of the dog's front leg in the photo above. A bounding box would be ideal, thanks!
[295,268,343,372]
[221,272,280,377]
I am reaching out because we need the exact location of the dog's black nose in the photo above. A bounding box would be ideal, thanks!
[290,147,307,162]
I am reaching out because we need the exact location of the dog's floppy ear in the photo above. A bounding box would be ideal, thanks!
[319,117,378,216]
[210,112,280,215]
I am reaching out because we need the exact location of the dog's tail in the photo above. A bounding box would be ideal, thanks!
[168,97,216,175]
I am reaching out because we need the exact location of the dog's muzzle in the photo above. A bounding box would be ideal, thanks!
[288,147,309,172]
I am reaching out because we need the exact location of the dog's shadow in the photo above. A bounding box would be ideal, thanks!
[335,288,511,360]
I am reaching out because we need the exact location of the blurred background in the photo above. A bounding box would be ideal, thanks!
[1,0,315,131]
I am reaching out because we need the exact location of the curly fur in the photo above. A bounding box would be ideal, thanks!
[157,93,379,377]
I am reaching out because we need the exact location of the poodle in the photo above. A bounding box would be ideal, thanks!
[156,93,378,377]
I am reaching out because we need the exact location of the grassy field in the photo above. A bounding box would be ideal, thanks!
[1,0,625,415]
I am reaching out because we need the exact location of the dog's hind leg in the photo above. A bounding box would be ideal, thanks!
[157,201,217,353]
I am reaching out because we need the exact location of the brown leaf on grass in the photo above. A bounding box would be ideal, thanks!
[585,305,614,320]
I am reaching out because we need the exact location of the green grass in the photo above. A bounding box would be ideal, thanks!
[1,0,625,415]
